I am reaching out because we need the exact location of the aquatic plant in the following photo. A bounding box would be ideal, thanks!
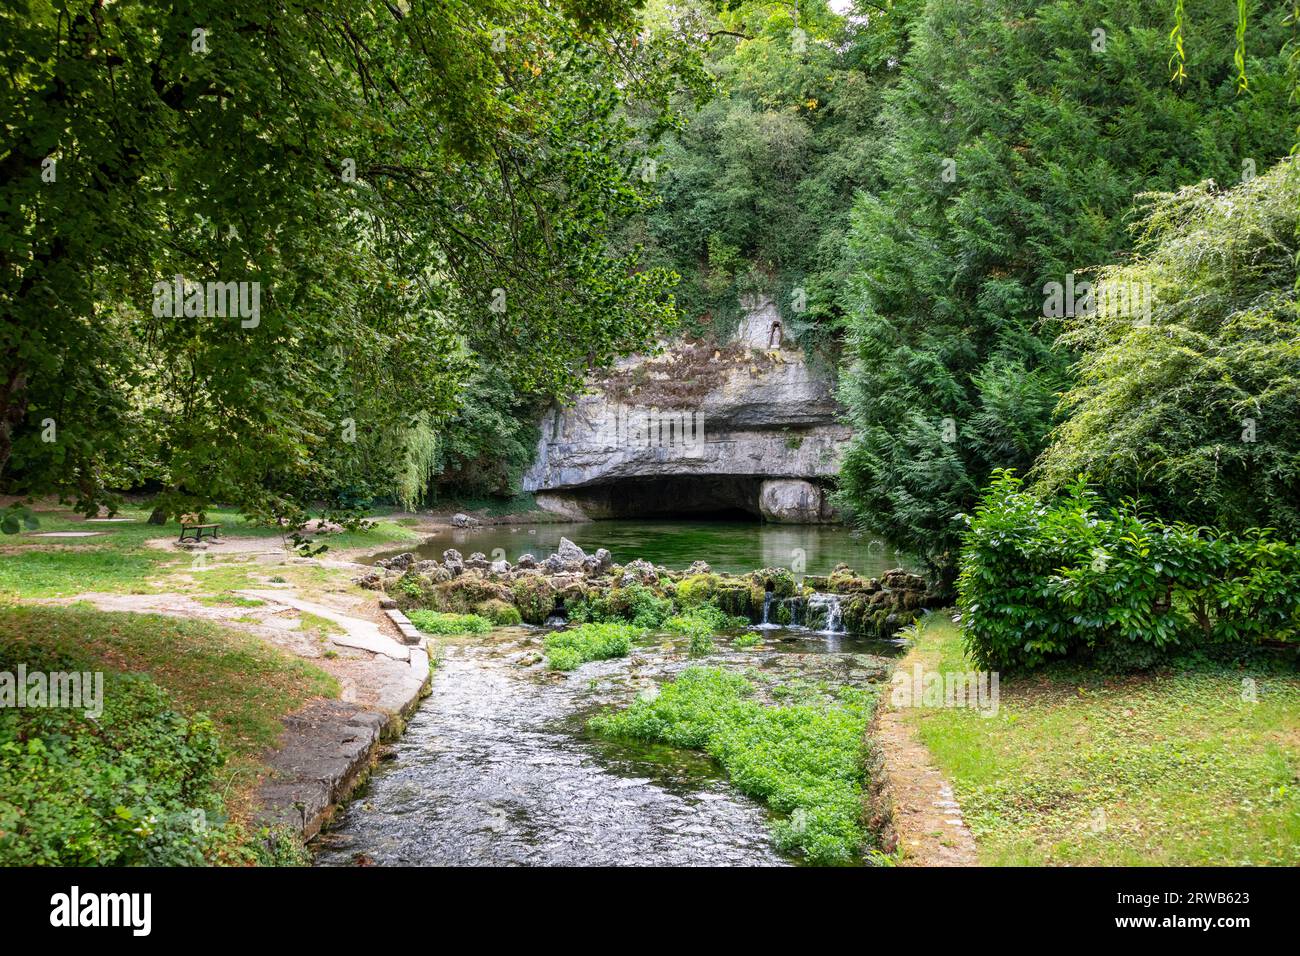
[407,610,493,635]
[590,668,875,865]
[543,622,644,671]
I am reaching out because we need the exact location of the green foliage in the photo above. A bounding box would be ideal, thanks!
[543,622,643,670]
[578,581,674,627]
[957,472,1300,671]
[476,599,523,627]
[247,825,311,868]
[589,667,874,864]
[510,576,559,625]
[664,612,716,656]
[0,663,226,866]
[1036,158,1300,536]
[407,610,492,636]
[638,0,916,353]
[1,0,694,516]
[836,0,1298,582]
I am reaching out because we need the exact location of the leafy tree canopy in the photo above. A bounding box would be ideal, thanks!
[1037,156,1300,535]
[834,0,1297,580]
[1,0,703,519]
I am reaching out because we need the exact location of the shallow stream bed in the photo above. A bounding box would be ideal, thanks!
[313,624,900,866]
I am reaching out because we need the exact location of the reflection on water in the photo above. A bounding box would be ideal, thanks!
[313,624,896,867]
[367,518,913,578]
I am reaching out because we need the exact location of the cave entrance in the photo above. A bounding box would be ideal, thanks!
[549,475,764,520]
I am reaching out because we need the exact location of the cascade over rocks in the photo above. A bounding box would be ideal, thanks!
[361,548,940,638]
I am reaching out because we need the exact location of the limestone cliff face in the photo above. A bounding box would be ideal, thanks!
[523,299,849,522]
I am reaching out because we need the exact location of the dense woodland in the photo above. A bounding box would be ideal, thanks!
[4,0,1300,584]
[3,0,1300,873]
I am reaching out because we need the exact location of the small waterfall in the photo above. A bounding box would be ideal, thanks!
[806,593,844,634]
[761,591,772,625]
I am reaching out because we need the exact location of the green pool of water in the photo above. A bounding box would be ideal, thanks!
[367,519,914,578]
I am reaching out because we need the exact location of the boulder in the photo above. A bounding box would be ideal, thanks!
[377,552,416,571]
[489,559,511,577]
[517,553,538,569]
[593,548,613,572]
[556,537,587,563]
[620,558,658,587]
[450,512,480,528]
[758,479,825,523]
[354,570,386,590]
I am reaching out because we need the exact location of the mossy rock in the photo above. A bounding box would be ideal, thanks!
[746,567,797,598]
[476,598,522,627]
[676,573,719,606]
[511,576,558,625]
[714,585,755,621]
[828,568,876,593]
[773,600,793,626]
[841,595,872,635]
[431,576,511,614]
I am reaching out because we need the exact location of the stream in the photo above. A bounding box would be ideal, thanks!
[313,622,900,867]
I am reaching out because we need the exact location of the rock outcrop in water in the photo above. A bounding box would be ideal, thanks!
[521,298,849,522]
[358,539,939,639]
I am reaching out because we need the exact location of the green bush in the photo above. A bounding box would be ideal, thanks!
[666,615,715,657]
[476,599,522,627]
[577,582,673,628]
[0,666,227,866]
[407,609,492,635]
[590,668,873,865]
[958,471,1300,670]
[675,573,719,606]
[542,622,644,671]
[510,576,557,625]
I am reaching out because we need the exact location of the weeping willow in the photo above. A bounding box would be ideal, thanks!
[1235,0,1250,91]
[1170,0,1251,91]
[1169,0,1188,83]
[392,415,441,511]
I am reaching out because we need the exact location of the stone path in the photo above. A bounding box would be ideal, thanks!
[875,702,979,866]
[47,587,431,839]
[235,589,412,661]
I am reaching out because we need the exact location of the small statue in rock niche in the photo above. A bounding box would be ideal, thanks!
[768,319,782,349]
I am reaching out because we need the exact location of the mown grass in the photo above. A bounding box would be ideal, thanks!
[589,667,875,865]
[903,617,1300,865]
[0,505,421,599]
[544,622,643,670]
[0,604,338,762]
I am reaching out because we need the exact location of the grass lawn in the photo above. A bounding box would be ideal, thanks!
[902,617,1300,865]
[0,604,339,822]
[0,504,422,599]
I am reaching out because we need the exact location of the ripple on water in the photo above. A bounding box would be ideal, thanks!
[313,626,890,867]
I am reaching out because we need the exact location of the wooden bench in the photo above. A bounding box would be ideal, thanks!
[178,523,221,543]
